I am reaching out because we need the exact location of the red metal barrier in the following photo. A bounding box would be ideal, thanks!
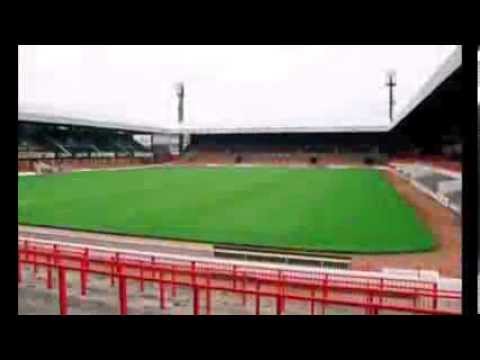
[18,256,23,283]
[18,240,461,315]
[118,270,128,315]
[139,261,145,293]
[80,249,89,296]
[206,274,212,315]
[255,281,261,315]
[159,273,166,310]
[58,267,68,315]
[47,254,53,289]
[110,256,115,287]
[171,264,177,297]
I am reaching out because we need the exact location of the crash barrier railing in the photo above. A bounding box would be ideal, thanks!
[18,239,461,315]
[213,246,351,269]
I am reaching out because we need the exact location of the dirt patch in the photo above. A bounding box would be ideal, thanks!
[351,170,461,278]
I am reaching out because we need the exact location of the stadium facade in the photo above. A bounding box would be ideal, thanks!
[18,46,461,169]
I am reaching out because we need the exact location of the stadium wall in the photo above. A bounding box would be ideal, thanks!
[18,157,163,173]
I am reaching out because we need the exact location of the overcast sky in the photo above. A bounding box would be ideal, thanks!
[18,45,457,129]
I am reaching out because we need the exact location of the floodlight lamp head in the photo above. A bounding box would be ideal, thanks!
[175,82,185,98]
[386,70,397,84]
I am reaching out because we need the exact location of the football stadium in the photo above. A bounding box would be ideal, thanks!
[18,46,462,315]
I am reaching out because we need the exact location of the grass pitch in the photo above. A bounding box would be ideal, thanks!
[18,167,435,253]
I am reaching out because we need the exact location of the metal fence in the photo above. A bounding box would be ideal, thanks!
[18,239,461,315]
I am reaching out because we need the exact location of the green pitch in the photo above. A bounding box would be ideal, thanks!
[18,167,435,253]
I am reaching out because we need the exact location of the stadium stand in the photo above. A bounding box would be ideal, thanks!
[445,190,461,210]
[17,120,159,172]
[392,162,461,214]
[416,173,455,193]
[179,132,388,166]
